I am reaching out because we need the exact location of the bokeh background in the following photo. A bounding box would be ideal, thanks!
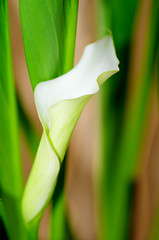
[5,0,159,239]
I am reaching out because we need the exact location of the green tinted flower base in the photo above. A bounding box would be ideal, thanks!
[22,36,119,224]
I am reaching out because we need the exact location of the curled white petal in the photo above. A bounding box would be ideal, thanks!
[34,36,119,129]
[22,35,119,223]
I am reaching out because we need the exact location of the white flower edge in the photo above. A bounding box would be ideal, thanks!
[22,35,119,223]
[34,36,119,129]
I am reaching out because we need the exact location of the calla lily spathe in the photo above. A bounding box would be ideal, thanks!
[22,35,119,223]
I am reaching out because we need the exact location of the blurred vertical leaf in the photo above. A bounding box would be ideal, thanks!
[19,0,79,237]
[97,0,139,48]
[97,0,139,239]
[0,0,26,239]
[113,1,159,238]
[51,156,73,240]
[96,0,158,239]
[149,2,159,239]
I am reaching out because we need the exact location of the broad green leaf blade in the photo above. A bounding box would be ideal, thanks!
[22,36,119,223]
[19,0,79,89]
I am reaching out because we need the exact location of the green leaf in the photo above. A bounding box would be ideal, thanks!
[0,0,22,200]
[19,0,79,89]
[0,1,26,239]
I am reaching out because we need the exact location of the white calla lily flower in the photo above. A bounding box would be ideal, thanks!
[22,35,119,223]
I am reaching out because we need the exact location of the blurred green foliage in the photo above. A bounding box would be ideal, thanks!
[0,0,26,239]
[98,0,159,239]
[0,0,158,238]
